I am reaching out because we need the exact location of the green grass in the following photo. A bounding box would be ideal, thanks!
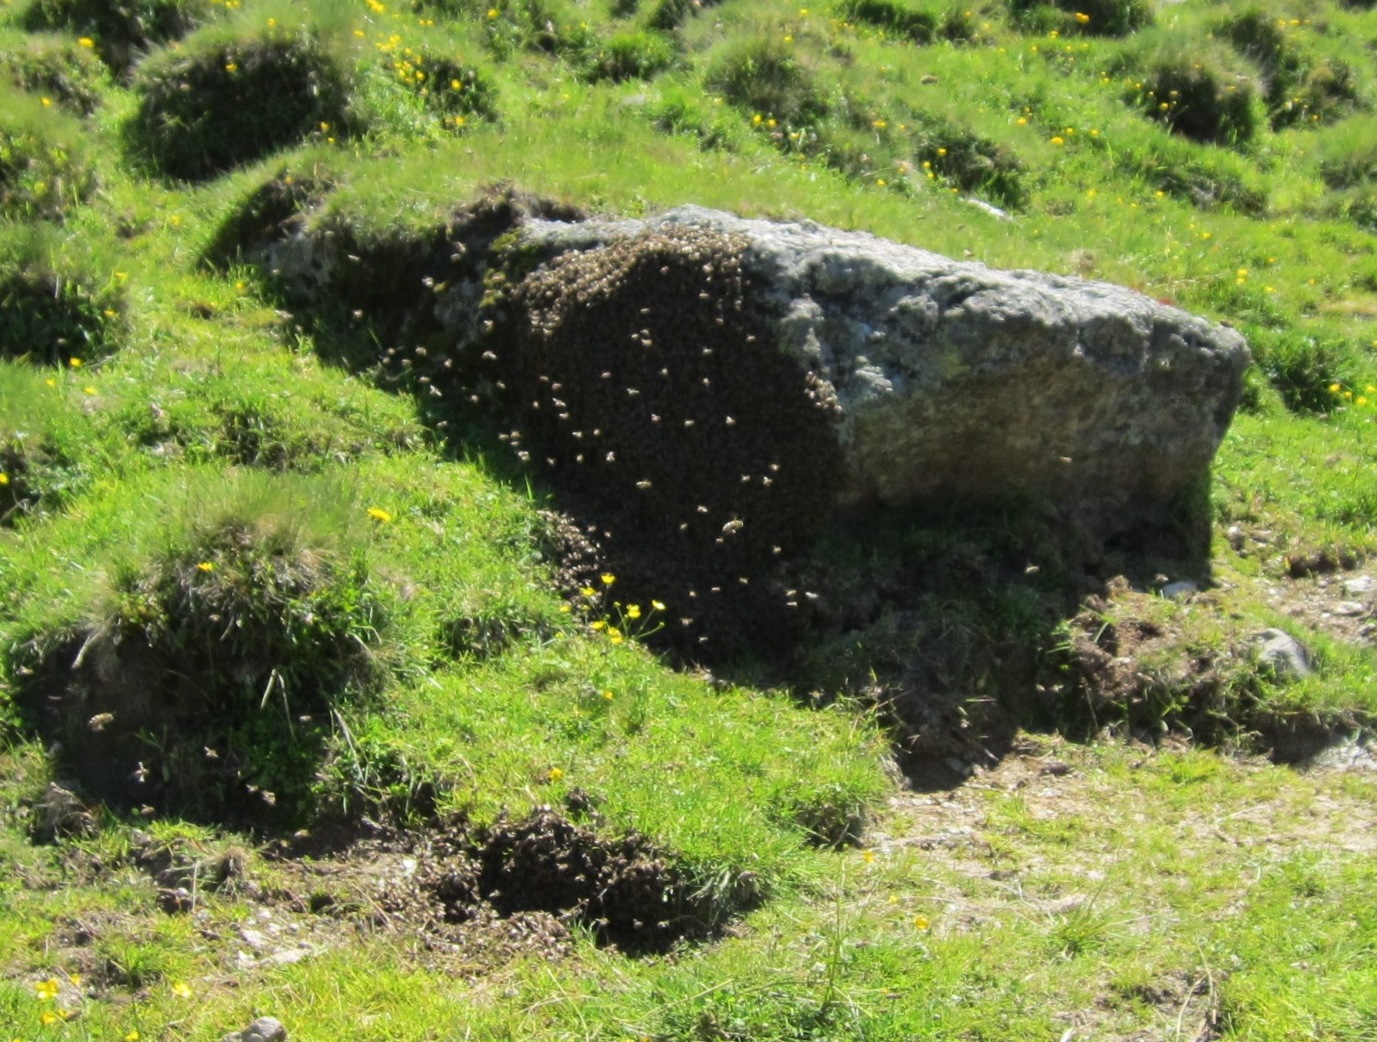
[0,0,1376,1037]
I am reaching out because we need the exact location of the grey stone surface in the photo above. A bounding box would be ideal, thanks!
[514,206,1250,535]
[1254,628,1312,681]
[221,1017,286,1042]
[1161,580,1201,601]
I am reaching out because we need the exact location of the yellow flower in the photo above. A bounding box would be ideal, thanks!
[625,604,642,620]
[871,119,887,129]
[650,600,666,612]
[487,7,498,16]
[590,620,607,631]
[602,690,614,700]
[600,573,616,586]
[1074,11,1091,23]
[861,849,875,863]
[913,915,930,930]
[547,767,564,782]
[366,506,393,523]
[34,978,60,1000]
[1050,135,1065,145]
[170,981,193,998]
[40,1012,59,1026]
[68,357,82,368]
[78,37,95,48]
[579,586,596,597]
[125,1032,140,1042]
[0,473,8,486]
[1358,397,1370,407]
[82,386,96,395]
[225,61,238,72]
[1364,384,1375,394]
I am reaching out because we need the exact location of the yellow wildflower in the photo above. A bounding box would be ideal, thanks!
[548,767,564,782]
[78,37,95,48]
[626,604,642,620]
[366,506,393,523]
[1050,135,1065,145]
[651,600,666,612]
[125,1032,140,1042]
[68,357,82,368]
[1074,11,1091,23]
[34,979,60,1000]
[40,1012,59,1026]
[225,61,238,72]
[197,562,214,573]
[600,573,616,586]
[913,915,930,930]
[0,473,8,486]
[170,980,192,998]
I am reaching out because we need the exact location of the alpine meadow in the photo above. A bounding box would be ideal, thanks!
[1,0,1376,1040]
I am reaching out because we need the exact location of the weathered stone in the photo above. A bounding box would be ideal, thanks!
[508,206,1249,539]
[1254,628,1311,681]
[220,1016,286,1042]
[1161,580,1201,601]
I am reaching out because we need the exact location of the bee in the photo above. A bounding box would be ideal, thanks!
[87,712,115,732]
[722,519,744,535]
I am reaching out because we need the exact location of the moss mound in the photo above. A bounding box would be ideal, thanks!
[10,509,389,826]
[127,28,349,181]
[0,92,96,220]
[1130,52,1259,146]
[0,252,124,365]
[1,34,110,115]
[22,0,212,78]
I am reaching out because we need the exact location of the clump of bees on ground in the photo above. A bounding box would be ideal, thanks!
[488,225,845,658]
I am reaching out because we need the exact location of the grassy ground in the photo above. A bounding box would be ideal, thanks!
[2,0,1376,1038]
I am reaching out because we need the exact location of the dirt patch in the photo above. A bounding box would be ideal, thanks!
[257,809,723,956]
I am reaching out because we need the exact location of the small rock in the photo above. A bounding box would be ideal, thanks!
[221,1016,286,1042]
[1161,580,1200,601]
[1343,575,1375,596]
[1226,525,1245,551]
[1332,601,1367,617]
[1254,628,1311,681]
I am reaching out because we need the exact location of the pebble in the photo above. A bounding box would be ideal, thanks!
[221,1017,286,1042]
[1161,580,1199,601]
[1254,628,1311,681]
[1343,575,1376,596]
[1332,601,1367,617]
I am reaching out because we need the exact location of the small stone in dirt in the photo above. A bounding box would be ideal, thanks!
[1331,600,1368,617]
[221,1017,286,1042]
[1343,575,1376,596]
[1161,580,1200,601]
[1254,628,1311,681]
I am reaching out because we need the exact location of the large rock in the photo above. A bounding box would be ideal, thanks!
[489,206,1248,551]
